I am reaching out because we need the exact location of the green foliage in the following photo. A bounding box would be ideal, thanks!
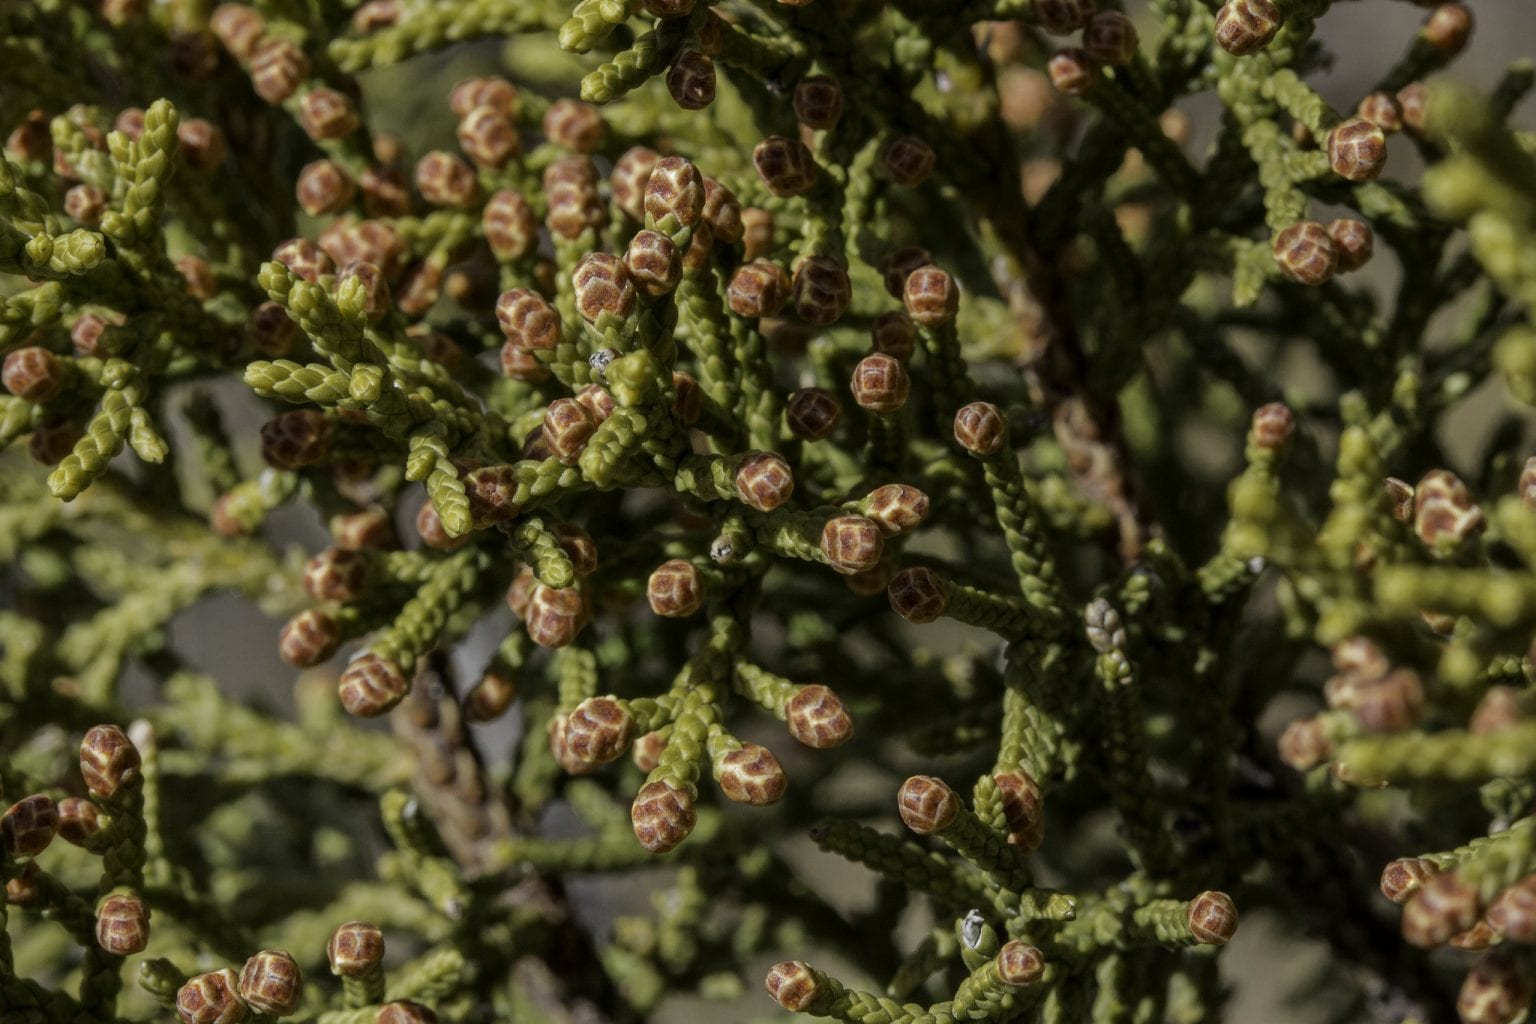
[1,1,1535,1023]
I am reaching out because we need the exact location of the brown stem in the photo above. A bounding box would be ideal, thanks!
[392,659,514,875]
[982,141,1153,563]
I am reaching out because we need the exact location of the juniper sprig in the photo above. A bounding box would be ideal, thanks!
[1,2,1535,1023]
